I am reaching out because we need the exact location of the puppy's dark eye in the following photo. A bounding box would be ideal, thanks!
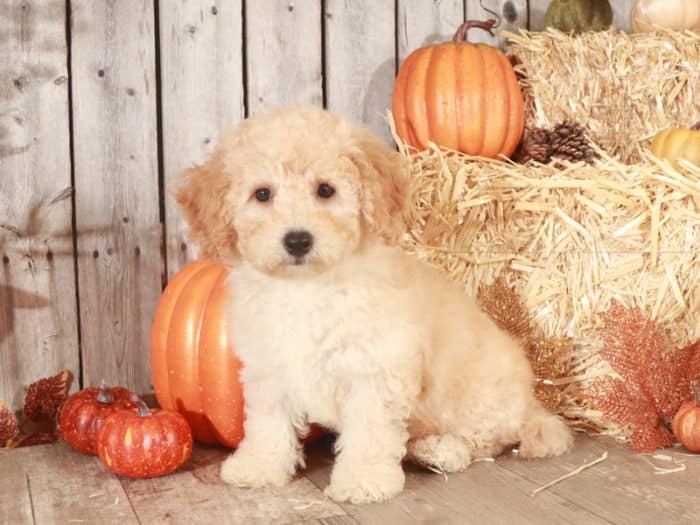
[317,183,335,199]
[254,187,271,202]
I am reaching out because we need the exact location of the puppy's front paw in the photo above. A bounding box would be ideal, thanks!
[220,450,294,488]
[325,462,405,504]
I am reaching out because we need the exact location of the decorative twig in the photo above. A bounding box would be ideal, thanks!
[479,0,502,28]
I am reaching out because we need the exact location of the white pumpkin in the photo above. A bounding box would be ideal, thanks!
[631,0,700,32]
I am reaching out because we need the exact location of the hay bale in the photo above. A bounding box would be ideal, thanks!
[398,134,700,434]
[505,28,700,164]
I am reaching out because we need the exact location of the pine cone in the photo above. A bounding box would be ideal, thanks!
[24,370,71,421]
[550,121,597,163]
[0,401,19,443]
[514,127,552,164]
[514,121,596,165]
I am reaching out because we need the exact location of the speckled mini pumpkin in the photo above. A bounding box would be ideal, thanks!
[544,0,613,34]
[97,396,193,478]
[57,384,137,455]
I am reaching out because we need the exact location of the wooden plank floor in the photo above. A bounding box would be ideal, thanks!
[1,436,698,525]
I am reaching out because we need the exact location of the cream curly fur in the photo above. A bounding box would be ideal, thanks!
[177,105,572,504]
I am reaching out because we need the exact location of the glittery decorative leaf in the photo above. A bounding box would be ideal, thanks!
[477,278,533,342]
[528,337,572,378]
[0,401,20,443]
[586,301,699,452]
[535,384,563,412]
[587,377,660,430]
[598,302,666,388]
[24,370,71,421]
[478,278,570,411]
[664,340,700,416]
[631,425,673,452]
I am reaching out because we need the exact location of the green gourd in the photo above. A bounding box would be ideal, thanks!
[544,0,614,34]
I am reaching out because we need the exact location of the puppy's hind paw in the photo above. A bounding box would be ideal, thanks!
[220,450,294,488]
[519,413,573,459]
[325,462,405,504]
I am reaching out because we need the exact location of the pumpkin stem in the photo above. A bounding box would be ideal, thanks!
[692,379,700,406]
[453,0,502,42]
[691,121,700,131]
[96,380,114,404]
[453,19,499,42]
[130,394,152,417]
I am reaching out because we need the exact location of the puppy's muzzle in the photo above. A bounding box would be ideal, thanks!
[283,230,313,258]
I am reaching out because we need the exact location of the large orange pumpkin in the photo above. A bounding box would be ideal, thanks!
[151,260,325,448]
[392,20,524,158]
[151,260,244,447]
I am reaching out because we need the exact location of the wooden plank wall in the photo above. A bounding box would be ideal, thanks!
[0,0,640,405]
[159,1,244,279]
[71,0,163,392]
[0,0,79,408]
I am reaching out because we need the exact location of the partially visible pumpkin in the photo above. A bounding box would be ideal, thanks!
[151,260,244,447]
[631,0,700,33]
[97,396,193,478]
[151,260,325,448]
[544,0,613,34]
[649,122,700,169]
[392,20,524,159]
[57,384,137,454]
[672,381,700,452]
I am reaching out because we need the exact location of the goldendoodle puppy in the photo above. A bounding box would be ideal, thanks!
[176,105,572,504]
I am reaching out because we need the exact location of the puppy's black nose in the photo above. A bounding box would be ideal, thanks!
[283,230,313,257]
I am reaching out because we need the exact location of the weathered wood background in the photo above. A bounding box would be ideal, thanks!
[0,0,637,405]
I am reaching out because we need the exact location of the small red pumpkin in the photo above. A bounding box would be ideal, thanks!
[58,383,137,454]
[672,380,700,453]
[97,396,193,478]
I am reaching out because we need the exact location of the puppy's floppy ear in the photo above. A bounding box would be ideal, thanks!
[176,154,236,260]
[350,129,409,245]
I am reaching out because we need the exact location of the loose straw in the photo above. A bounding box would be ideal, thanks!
[530,451,608,496]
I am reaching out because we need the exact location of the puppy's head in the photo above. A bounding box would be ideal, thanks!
[176,106,408,277]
